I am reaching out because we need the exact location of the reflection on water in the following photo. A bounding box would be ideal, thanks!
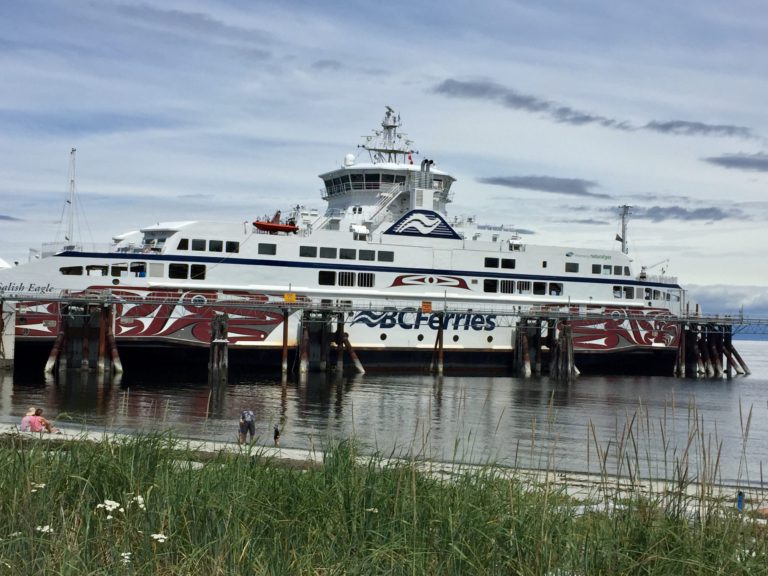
[2,341,767,484]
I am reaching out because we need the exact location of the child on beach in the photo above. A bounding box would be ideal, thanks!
[239,409,255,444]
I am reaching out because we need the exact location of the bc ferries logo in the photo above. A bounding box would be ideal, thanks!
[383,210,462,240]
[351,310,496,331]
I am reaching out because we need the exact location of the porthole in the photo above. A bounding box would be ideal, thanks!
[191,294,208,308]
[487,336,493,343]
[112,279,119,286]
[417,334,424,342]
[380,333,387,341]
[452,335,459,343]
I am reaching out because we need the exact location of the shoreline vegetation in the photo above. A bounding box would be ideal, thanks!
[3,425,768,574]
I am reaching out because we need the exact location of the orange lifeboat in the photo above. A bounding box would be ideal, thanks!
[253,210,298,234]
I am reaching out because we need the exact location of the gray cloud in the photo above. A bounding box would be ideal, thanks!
[312,59,343,71]
[0,214,21,221]
[687,284,768,318]
[631,205,739,222]
[433,79,753,139]
[557,218,611,225]
[703,152,768,172]
[478,175,609,198]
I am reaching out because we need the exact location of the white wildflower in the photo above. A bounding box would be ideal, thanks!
[9,532,21,537]
[96,499,122,512]
[151,533,167,543]
[365,507,379,513]
[106,515,113,520]
[35,525,53,534]
[120,552,132,564]
[131,495,146,510]
[32,483,46,489]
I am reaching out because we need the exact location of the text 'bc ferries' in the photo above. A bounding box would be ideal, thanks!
[0,108,694,374]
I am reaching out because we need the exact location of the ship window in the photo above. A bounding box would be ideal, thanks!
[517,281,531,294]
[381,173,395,183]
[149,263,163,278]
[169,264,188,279]
[624,266,630,276]
[665,292,671,301]
[603,265,612,275]
[111,264,128,277]
[364,173,380,189]
[300,246,317,258]
[501,258,516,269]
[549,283,563,296]
[340,248,356,260]
[592,264,601,274]
[191,239,206,251]
[359,249,375,261]
[191,264,206,280]
[378,251,394,262]
[613,286,622,298]
[484,257,499,268]
[324,179,333,194]
[500,280,514,294]
[342,175,352,191]
[350,173,363,188]
[86,265,108,276]
[320,247,337,259]
[565,262,579,273]
[614,265,622,275]
[542,261,547,269]
[644,288,652,300]
[318,271,336,285]
[358,272,375,287]
[533,282,546,295]
[209,240,223,252]
[177,238,189,250]
[130,262,146,277]
[338,271,355,286]
[226,241,239,253]
[60,266,83,276]
[623,286,634,299]
[258,243,277,255]
[395,175,406,184]
[653,290,661,299]
[483,279,498,293]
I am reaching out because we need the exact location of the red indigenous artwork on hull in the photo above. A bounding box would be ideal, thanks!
[14,287,294,345]
[568,307,680,352]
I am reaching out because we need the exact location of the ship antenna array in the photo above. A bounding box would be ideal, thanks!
[617,204,631,255]
[358,107,417,164]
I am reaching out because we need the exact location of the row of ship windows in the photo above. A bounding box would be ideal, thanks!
[481,278,678,301]
[177,239,240,253]
[483,257,631,276]
[59,262,206,281]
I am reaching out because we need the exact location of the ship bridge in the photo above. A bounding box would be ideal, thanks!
[316,108,456,232]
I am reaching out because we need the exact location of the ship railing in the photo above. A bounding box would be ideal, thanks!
[41,241,114,257]
[638,274,679,284]
[366,183,404,229]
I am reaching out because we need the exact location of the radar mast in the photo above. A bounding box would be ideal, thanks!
[358,107,417,164]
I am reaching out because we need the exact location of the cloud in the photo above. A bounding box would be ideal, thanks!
[703,152,768,172]
[478,175,608,198]
[687,284,768,318]
[312,59,343,71]
[0,110,186,136]
[0,215,22,221]
[557,218,611,225]
[630,205,740,222]
[433,79,754,139]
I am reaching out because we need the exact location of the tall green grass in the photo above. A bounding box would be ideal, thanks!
[0,426,766,574]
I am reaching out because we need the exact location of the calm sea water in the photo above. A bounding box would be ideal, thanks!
[3,340,767,485]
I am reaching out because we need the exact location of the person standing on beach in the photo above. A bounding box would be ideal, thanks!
[273,423,281,446]
[239,409,256,445]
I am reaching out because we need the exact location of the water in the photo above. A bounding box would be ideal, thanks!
[3,340,767,485]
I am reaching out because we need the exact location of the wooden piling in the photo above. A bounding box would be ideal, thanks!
[299,313,309,376]
[729,343,751,376]
[533,319,542,376]
[343,334,366,374]
[208,312,228,385]
[107,304,123,375]
[335,313,344,374]
[521,331,531,378]
[708,330,723,378]
[281,308,289,376]
[44,331,65,375]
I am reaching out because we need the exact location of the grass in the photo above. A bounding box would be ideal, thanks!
[0,429,767,575]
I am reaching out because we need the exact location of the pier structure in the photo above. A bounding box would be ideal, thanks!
[1,291,766,379]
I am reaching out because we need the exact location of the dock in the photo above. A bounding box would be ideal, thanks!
[2,291,767,380]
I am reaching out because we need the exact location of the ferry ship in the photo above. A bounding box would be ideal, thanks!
[0,108,691,373]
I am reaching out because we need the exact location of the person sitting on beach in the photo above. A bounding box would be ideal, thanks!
[30,408,58,434]
[239,409,255,445]
[20,407,36,432]
[273,423,281,446]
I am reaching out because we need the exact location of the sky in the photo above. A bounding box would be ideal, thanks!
[0,0,767,317]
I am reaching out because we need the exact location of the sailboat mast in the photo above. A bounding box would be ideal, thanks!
[66,147,76,244]
[618,204,631,255]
